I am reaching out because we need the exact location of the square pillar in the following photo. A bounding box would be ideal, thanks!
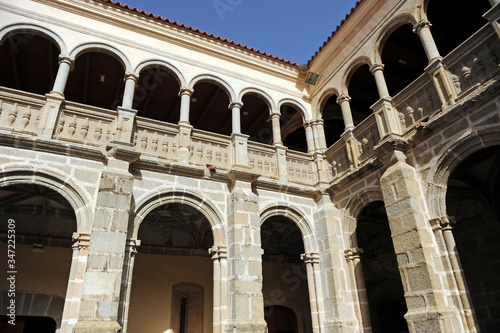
[38,93,65,140]
[371,97,403,139]
[177,122,193,164]
[231,133,249,167]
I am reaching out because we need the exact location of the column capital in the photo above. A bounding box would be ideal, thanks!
[126,239,141,254]
[300,252,320,264]
[313,118,324,126]
[179,87,194,97]
[344,247,363,262]
[413,20,432,34]
[123,72,139,83]
[209,245,228,260]
[337,94,351,104]
[369,63,385,74]
[229,101,243,109]
[270,111,281,118]
[58,56,75,70]
[429,215,456,231]
[72,232,91,251]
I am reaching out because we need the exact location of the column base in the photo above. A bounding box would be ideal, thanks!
[224,322,267,333]
[405,307,465,333]
[72,320,122,333]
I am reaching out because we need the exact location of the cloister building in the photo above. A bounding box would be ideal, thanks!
[0,0,499,332]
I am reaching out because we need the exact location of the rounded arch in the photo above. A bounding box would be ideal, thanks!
[374,13,419,64]
[134,59,186,88]
[260,202,317,254]
[316,88,341,117]
[426,127,500,221]
[341,56,373,93]
[188,74,236,102]
[0,163,93,233]
[0,23,67,56]
[277,98,309,121]
[238,87,276,113]
[68,42,132,72]
[133,187,226,247]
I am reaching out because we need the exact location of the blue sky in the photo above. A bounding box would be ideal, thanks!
[119,0,359,64]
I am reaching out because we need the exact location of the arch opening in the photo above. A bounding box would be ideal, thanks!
[190,81,231,135]
[347,64,379,125]
[321,94,345,147]
[241,93,272,144]
[281,104,307,152]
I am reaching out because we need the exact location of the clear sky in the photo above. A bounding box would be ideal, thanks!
[118,0,360,64]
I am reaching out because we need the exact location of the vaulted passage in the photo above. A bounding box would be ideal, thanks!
[446,146,500,332]
[128,203,214,333]
[261,216,312,333]
[356,201,408,333]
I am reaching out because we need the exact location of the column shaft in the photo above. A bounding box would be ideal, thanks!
[337,95,355,131]
[370,64,390,99]
[304,122,315,153]
[121,73,138,109]
[231,102,242,134]
[179,88,193,124]
[413,21,441,62]
[271,112,282,145]
[52,57,73,96]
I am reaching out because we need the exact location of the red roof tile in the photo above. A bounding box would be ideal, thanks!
[98,0,299,67]
[308,0,365,66]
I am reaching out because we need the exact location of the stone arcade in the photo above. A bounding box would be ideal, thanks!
[0,0,499,332]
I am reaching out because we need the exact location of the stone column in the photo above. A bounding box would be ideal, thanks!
[210,246,228,333]
[313,194,359,332]
[51,56,74,97]
[178,88,194,164]
[301,253,320,333]
[231,102,242,134]
[344,248,371,332]
[270,112,282,145]
[413,20,457,107]
[275,143,288,182]
[379,148,467,332]
[225,170,267,333]
[118,239,141,333]
[304,121,316,153]
[341,130,360,169]
[73,143,139,333]
[370,64,390,99]
[179,88,193,124]
[312,119,327,151]
[430,217,478,332]
[60,233,91,333]
[337,95,355,131]
[121,73,139,110]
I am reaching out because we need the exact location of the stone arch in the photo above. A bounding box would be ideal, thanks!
[239,87,276,113]
[341,56,373,94]
[374,13,419,64]
[0,291,65,329]
[133,187,226,248]
[316,87,341,117]
[426,127,500,221]
[278,98,309,120]
[0,23,68,56]
[263,299,307,333]
[134,59,186,88]
[344,187,385,247]
[260,203,317,254]
[188,74,236,103]
[68,42,132,72]
[0,163,93,233]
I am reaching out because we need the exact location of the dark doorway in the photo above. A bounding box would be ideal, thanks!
[264,305,299,333]
[0,316,56,333]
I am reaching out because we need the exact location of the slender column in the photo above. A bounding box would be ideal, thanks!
[312,119,327,151]
[270,112,282,145]
[370,64,390,99]
[118,239,141,333]
[301,253,320,333]
[210,246,228,333]
[230,102,242,134]
[51,57,74,97]
[345,248,371,332]
[430,217,478,332]
[304,121,316,153]
[179,88,193,124]
[121,73,139,110]
[60,233,91,333]
[413,21,441,63]
[337,95,355,131]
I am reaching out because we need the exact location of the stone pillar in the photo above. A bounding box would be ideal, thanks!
[117,239,141,333]
[115,107,137,145]
[51,56,74,97]
[371,98,403,139]
[430,217,478,332]
[341,130,360,169]
[301,253,320,333]
[121,73,139,110]
[270,112,282,145]
[370,64,390,99]
[210,246,228,333]
[312,119,327,151]
[344,248,371,333]
[275,143,288,182]
[231,133,249,167]
[179,88,193,124]
[379,148,467,332]
[225,170,267,333]
[313,194,359,332]
[413,20,457,107]
[60,233,91,333]
[38,93,65,140]
[73,143,139,333]
[231,102,242,134]
[337,95,355,131]
[304,121,316,153]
